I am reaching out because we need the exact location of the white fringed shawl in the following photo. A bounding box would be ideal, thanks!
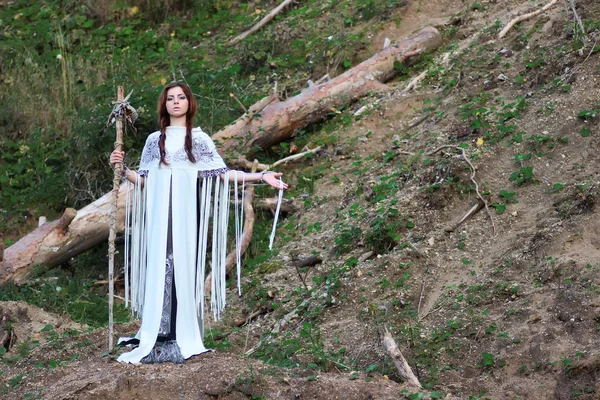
[117,126,279,364]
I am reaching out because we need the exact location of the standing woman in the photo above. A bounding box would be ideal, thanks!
[110,83,287,364]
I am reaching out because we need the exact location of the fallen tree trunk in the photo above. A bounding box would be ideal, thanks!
[0,188,291,285]
[213,26,442,157]
[1,27,442,283]
[0,184,129,284]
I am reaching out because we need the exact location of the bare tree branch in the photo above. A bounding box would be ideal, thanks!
[226,0,295,46]
[498,0,559,39]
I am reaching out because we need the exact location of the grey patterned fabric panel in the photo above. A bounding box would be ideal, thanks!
[158,184,174,336]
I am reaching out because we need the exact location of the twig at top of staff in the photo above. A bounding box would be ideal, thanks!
[100,89,138,136]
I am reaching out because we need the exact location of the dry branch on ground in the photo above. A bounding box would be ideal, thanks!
[381,327,422,389]
[498,0,559,39]
[226,0,295,46]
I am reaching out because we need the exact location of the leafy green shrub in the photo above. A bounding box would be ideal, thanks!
[490,190,518,214]
[364,207,403,254]
[509,166,536,185]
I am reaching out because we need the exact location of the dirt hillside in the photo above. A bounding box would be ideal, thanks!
[3,0,600,399]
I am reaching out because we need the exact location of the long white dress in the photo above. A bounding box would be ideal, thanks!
[117,126,244,364]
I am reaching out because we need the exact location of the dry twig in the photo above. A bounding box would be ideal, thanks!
[270,146,322,169]
[235,307,272,327]
[402,113,430,132]
[401,70,427,94]
[417,281,425,319]
[230,146,322,172]
[498,0,559,39]
[257,197,299,214]
[227,0,295,46]
[444,201,484,232]
[425,145,495,234]
[381,327,422,388]
[229,93,248,113]
[358,251,374,263]
[566,0,586,36]
[292,255,322,289]
[418,301,446,322]
[560,39,598,82]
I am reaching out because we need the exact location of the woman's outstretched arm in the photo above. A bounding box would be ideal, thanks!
[221,170,288,190]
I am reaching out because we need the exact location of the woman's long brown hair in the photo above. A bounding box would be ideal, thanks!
[157,83,198,166]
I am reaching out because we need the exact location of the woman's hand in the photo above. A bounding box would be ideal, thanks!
[110,150,125,167]
[263,172,289,190]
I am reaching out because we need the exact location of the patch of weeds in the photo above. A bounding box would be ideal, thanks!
[364,205,404,254]
[458,94,528,145]
[233,363,268,399]
[368,173,400,203]
[394,271,411,288]
[15,336,39,359]
[0,373,25,395]
[526,134,549,152]
[479,351,505,370]
[577,109,599,121]
[333,224,362,256]
[554,181,598,219]
[457,234,467,250]
[490,190,518,214]
[509,166,536,185]
[23,388,44,399]
[571,386,595,396]
[400,318,465,386]
[493,281,521,300]
[203,328,232,351]
[495,258,514,274]
[253,321,348,372]
[294,168,325,196]
[547,183,566,193]
[580,127,592,137]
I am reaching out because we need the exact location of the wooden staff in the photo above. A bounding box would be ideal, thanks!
[107,86,125,352]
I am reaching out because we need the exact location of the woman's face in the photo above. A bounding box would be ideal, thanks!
[165,86,189,119]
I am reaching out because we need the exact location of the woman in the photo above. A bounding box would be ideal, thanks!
[110,83,287,364]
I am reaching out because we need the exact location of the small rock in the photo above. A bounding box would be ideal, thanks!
[428,237,435,246]
[542,20,554,32]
